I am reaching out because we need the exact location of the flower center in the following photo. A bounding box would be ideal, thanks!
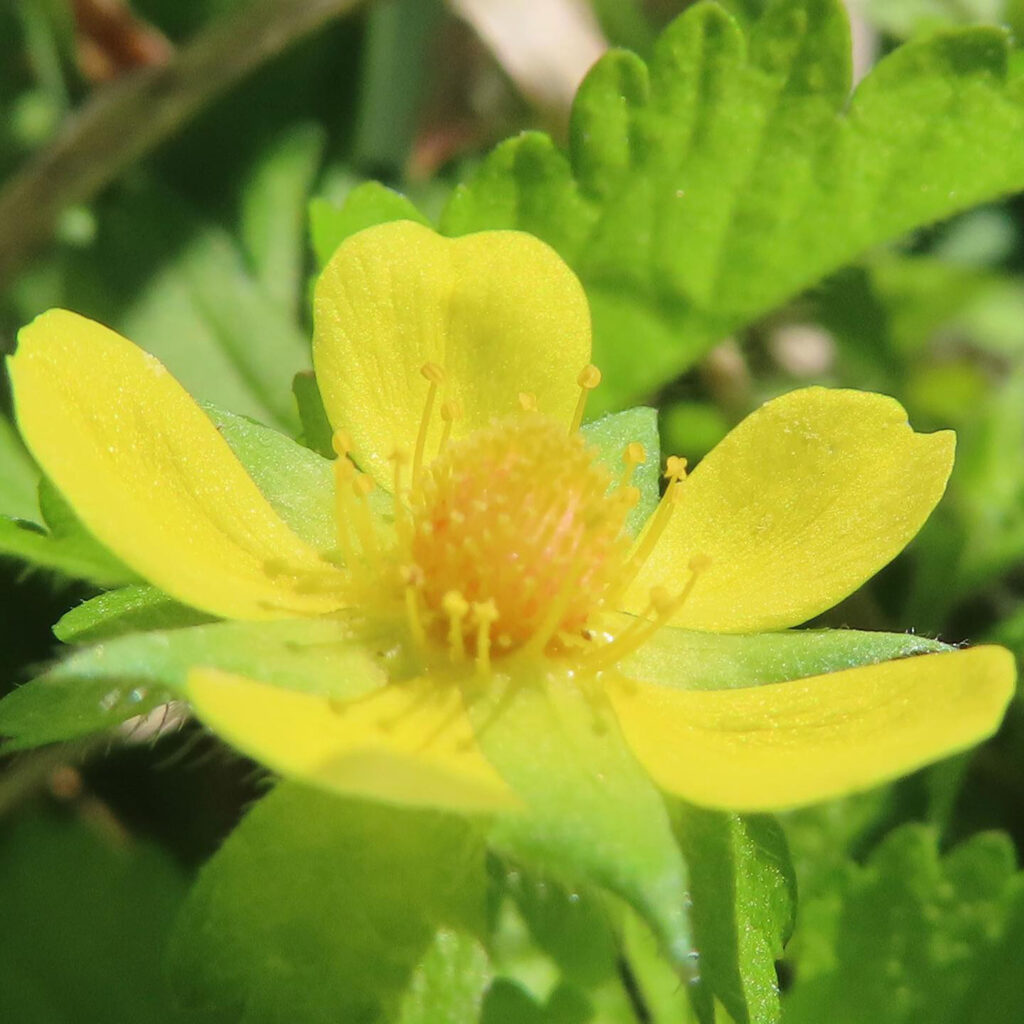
[407,414,632,658]
[280,362,707,676]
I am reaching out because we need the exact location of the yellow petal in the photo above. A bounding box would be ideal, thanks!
[606,646,1015,811]
[9,310,342,620]
[624,388,954,632]
[313,221,591,487]
[187,669,520,813]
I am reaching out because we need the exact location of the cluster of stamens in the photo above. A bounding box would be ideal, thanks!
[274,362,706,676]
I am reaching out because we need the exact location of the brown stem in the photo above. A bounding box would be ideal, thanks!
[0,0,366,289]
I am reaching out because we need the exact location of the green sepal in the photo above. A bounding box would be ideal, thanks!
[54,584,215,644]
[476,665,694,969]
[208,402,393,548]
[205,404,335,549]
[673,806,795,1024]
[0,477,137,587]
[623,625,950,691]
[581,406,661,535]
[0,617,389,751]
[0,516,135,588]
[310,181,430,268]
[167,783,490,1024]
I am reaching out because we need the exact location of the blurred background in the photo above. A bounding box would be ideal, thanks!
[2,1,1024,1021]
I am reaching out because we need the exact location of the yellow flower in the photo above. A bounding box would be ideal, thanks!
[8,221,1014,816]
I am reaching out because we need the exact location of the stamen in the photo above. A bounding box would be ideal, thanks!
[569,364,602,434]
[389,447,412,542]
[439,398,461,455]
[350,474,380,560]
[442,590,469,662]
[584,556,709,672]
[522,542,591,657]
[616,485,642,513]
[413,362,445,486]
[331,431,359,566]
[388,447,409,501]
[619,442,646,489]
[402,566,427,649]
[608,456,688,602]
[472,600,499,674]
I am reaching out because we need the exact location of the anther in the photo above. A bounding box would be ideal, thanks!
[331,430,353,458]
[263,557,292,578]
[442,590,470,662]
[421,361,445,385]
[413,362,446,486]
[570,364,602,434]
[664,455,688,482]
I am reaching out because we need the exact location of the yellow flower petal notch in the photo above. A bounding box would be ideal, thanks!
[313,221,591,488]
[606,646,1015,810]
[622,387,956,632]
[9,310,344,621]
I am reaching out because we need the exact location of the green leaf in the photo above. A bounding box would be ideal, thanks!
[310,182,430,268]
[442,0,1024,409]
[167,783,489,1024]
[240,122,326,317]
[0,811,191,1024]
[481,980,548,1024]
[0,413,39,522]
[53,584,214,644]
[45,180,310,431]
[619,908,696,1024]
[674,807,795,1024]
[293,370,336,458]
[477,667,694,970]
[206,404,335,549]
[783,825,1024,1024]
[0,618,389,750]
[506,870,619,988]
[581,406,661,535]
[862,0,1007,40]
[396,928,492,1024]
[622,626,949,691]
[351,0,444,176]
